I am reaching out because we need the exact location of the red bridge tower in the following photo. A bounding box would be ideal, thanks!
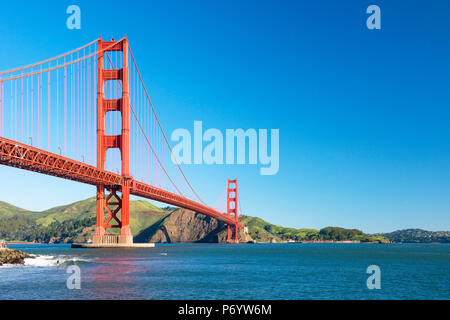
[93,37,133,245]
[227,179,240,243]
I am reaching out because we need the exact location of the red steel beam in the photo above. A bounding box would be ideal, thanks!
[0,137,123,186]
[0,136,242,228]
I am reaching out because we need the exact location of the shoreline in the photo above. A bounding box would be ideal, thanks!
[5,240,449,245]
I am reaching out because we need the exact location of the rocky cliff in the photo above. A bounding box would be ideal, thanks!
[134,208,248,243]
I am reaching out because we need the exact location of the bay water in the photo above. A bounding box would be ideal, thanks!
[0,243,448,299]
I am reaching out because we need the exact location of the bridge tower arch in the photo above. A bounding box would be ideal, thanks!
[93,37,133,245]
[227,179,239,243]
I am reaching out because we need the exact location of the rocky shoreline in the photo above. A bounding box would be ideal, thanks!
[0,248,33,266]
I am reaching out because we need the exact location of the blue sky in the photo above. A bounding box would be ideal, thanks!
[0,0,449,233]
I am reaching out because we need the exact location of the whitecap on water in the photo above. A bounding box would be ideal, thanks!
[22,254,89,267]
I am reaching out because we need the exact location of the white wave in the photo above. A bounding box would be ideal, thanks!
[24,255,57,267]
[23,254,89,267]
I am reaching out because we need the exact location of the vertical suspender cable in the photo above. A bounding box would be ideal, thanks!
[56,60,59,150]
[48,62,51,150]
[64,57,67,156]
[21,73,23,142]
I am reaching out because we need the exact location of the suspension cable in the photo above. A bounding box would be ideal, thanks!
[0,39,124,82]
[128,45,208,206]
[0,38,99,76]
[104,51,185,197]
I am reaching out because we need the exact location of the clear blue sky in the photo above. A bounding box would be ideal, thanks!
[0,0,449,233]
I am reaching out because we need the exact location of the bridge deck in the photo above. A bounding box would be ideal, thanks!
[0,136,242,228]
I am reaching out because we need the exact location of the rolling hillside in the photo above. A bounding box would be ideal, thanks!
[0,201,37,218]
[241,216,390,243]
[0,198,169,243]
[375,229,450,243]
[242,216,320,242]
[0,198,397,243]
[34,197,166,235]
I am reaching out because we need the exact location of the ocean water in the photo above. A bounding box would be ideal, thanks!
[0,243,448,300]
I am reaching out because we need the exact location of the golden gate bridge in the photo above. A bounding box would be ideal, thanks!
[0,36,243,245]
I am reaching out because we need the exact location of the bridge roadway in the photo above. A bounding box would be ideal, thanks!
[0,136,243,228]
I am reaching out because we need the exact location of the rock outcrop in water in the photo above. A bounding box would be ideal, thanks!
[0,248,33,265]
[134,208,248,243]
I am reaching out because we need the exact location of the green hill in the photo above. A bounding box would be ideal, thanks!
[0,197,169,243]
[35,197,164,228]
[241,216,318,242]
[36,197,97,226]
[243,215,321,242]
[375,229,449,243]
[242,216,389,243]
[0,198,392,243]
[0,201,36,218]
